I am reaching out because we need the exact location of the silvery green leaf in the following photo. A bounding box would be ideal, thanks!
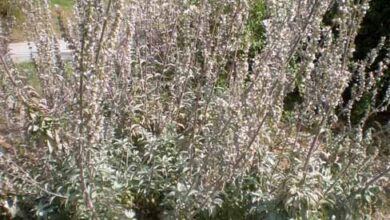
[177,182,186,192]
[213,198,223,207]
[124,209,136,219]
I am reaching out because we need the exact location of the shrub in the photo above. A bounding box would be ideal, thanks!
[0,0,389,219]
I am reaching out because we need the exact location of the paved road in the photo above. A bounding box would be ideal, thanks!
[8,40,71,63]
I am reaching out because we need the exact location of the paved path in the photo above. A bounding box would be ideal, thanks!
[8,40,71,63]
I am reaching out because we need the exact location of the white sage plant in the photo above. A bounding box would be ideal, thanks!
[0,0,389,219]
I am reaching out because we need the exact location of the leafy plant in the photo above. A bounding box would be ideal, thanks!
[0,0,389,219]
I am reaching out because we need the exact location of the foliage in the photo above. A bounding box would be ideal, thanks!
[0,0,21,19]
[0,0,389,219]
[50,0,74,9]
[343,0,390,127]
[247,0,267,51]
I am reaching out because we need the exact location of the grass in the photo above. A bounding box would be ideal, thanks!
[9,0,74,42]
[15,62,41,93]
[14,61,74,94]
[50,0,74,10]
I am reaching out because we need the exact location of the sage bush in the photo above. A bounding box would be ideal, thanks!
[0,0,389,219]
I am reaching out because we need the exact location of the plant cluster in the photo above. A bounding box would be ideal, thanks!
[0,0,389,219]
